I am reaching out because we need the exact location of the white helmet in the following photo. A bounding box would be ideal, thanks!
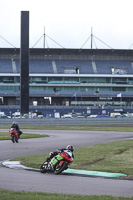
[66,145,74,152]
[12,121,17,125]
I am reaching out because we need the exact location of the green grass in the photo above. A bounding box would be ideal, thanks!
[13,139,133,175]
[73,140,133,175]
[0,190,133,200]
[0,132,48,140]
[1,124,133,132]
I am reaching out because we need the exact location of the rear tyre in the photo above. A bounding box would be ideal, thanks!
[54,162,68,175]
[40,162,47,173]
[15,136,18,143]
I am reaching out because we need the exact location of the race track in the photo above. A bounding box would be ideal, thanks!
[0,129,133,197]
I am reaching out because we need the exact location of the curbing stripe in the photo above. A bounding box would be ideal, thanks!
[1,160,126,177]
[63,168,126,177]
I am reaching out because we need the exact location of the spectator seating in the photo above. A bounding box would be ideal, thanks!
[0,58,133,74]
[95,60,133,74]
[0,59,13,73]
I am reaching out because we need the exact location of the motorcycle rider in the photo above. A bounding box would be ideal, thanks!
[11,121,23,139]
[45,145,74,162]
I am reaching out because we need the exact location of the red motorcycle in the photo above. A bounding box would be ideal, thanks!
[9,128,19,143]
[40,150,73,174]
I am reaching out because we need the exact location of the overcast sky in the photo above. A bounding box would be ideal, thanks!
[0,0,133,49]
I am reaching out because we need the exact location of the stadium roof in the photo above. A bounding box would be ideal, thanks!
[0,48,133,57]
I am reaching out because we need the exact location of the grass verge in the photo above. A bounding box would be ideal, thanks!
[0,190,133,200]
[13,139,133,175]
[1,124,133,132]
[0,132,48,140]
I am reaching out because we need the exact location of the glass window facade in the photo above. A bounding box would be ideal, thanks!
[0,76,20,83]
[0,75,133,93]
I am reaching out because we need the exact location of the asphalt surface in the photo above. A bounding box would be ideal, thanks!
[0,129,133,197]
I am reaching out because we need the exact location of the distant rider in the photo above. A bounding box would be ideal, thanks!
[11,121,23,139]
[45,145,74,162]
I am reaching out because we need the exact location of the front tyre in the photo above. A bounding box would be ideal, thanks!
[12,136,15,143]
[54,162,68,175]
[40,162,47,173]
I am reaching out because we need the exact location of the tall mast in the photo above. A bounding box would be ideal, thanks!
[91,27,93,49]
[43,27,45,48]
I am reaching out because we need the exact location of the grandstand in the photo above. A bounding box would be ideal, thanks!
[0,47,133,116]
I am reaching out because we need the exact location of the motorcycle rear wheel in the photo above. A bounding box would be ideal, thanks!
[40,162,47,173]
[15,137,18,143]
[54,162,68,175]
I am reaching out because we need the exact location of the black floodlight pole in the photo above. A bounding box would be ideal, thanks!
[20,11,29,117]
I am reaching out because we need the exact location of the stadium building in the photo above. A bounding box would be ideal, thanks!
[0,47,133,117]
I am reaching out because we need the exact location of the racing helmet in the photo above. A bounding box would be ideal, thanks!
[66,145,74,152]
[12,121,17,125]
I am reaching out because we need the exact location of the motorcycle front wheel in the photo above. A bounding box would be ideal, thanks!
[54,162,68,175]
[40,162,47,173]
[11,136,15,143]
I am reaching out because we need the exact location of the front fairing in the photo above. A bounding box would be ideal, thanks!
[60,151,73,163]
[51,151,73,166]
[10,128,17,136]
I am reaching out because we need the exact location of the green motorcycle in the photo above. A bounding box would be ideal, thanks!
[40,150,73,175]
